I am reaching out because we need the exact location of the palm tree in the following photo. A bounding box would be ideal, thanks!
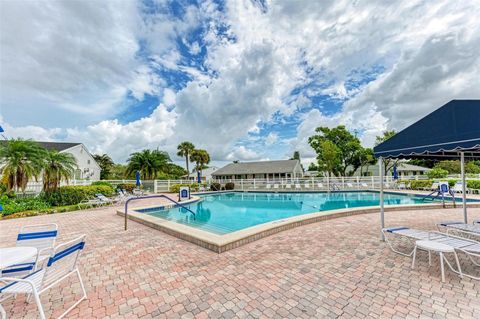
[43,150,77,192]
[0,139,45,192]
[93,153,114,180]
[126,149,171,180]
[177,141,195,174]
[190,149,210,179]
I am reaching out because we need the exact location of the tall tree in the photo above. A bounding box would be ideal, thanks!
[126,149,171,180]
[190,149,210,177]
[316,140,341,177]
[177,141,195,174]
[43,150,77,192]
[290,151,300,161]
[375,130,397,173]
[357,148,376,176]
[0,139,45,192]
[93,154,114,180]
[308,126,363,176]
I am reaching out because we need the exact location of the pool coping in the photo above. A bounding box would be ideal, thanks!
[118,192,480,253]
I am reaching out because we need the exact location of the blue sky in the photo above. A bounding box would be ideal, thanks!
[1,0,479,168]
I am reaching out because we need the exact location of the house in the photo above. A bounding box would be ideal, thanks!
[1,141,101,180]
[183,166,219,182]
[212,160,304,180]
[351,161,430,177]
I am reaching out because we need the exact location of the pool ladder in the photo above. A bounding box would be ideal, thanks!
[124,195,196,230]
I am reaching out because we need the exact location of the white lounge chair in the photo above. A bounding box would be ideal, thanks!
[452,182,469,194]
[317,183,324,189]
[361,183,369,188]
[346,183,354,189]
[0,235,87,319]
[423,182,439,191]
[383,226,480,280]
[304,183,311,189]
[437,221,480,238]
[266,184,272,189]
[273,184,279,190]
[295,184,301,190]
[96,193,117,205]
[1,224,58,277]
[285,184,292,189]
[398,182,406,190]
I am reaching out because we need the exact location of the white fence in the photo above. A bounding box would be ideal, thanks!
[22,174,480,194]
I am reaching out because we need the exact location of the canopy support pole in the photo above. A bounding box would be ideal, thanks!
[379,157,385,241]
[460,152,467,223]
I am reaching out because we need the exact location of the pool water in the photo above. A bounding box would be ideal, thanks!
[138,191,433,235]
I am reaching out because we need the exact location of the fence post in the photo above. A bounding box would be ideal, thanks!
[327,175,330,191]
[371,176,375,189]
[167,180,170,192]
[253,179,256,190]
[342,177,345,189]
[154,180,158,193]
[357,176,360,189]
[241,179,244,191]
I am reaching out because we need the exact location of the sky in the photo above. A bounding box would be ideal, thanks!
[1,0,479,169]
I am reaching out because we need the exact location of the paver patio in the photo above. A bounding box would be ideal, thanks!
[1,203,479,318]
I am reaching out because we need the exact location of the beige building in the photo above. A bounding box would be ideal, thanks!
[212,160,304,180]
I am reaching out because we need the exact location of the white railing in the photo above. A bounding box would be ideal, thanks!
[23,174,480,194]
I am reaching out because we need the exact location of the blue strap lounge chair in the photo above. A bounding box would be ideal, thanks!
[0,235,87,319]
[1,224,58,277]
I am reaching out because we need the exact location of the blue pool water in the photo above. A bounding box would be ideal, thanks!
[137,191,441,235]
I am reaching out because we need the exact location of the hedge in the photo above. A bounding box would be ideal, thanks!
[210,182,221,191]
[0,196,50,216]
[169,183,207,193]
[225,182,235,190]
[41,185,114,206]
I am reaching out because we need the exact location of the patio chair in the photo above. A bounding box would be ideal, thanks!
[304,183,311,189]
[452,182,469,194]
[266,184,272,189]
[383,227,480,280]
[437,221,480,238]
[361,183,369,188]
[1,224,58,277]
[398,182,406,190]
[475,220,480,225]
[285,184,292,189]
[422,182,439,191]
[346,183,354,189]
[295,184,301,190]
[95,193,117,205]
[0,235,87,319]
[317,183,324,189]
[273,184,279,190]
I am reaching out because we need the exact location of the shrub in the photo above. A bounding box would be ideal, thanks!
[427,167,448,179]
[225,182,235,190]
[169,183,207,193]
[467,180,480,190]
[41,185,114,206]
[91,181,114,190]
[210,182,221,191]
[1,196,50,216]
[408,180,434,190]
[116,183,137,192]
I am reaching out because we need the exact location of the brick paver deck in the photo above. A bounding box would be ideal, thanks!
[1,204,479,318]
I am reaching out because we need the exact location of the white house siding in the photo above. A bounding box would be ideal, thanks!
[62,144,101,180]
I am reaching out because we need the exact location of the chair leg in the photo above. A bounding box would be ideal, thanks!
[0,305,6,319]
[411,245,418,269]
[440,252,446,283]
[57,269,87,319]
[32,290,46,319]
[428,251,432,266]
[453,252,463,278]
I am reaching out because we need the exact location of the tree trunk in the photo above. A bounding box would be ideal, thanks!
[185,156,189,174]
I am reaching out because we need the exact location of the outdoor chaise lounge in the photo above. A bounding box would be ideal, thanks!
[437,221,480,238]
[285,184,292,189]
[1,224,58,277]
[452,182,469,194]
[295,184,301,190]
[383,226,480,280]
[0,235,87,319]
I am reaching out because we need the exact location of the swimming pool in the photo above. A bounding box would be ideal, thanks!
[136,191,441,235]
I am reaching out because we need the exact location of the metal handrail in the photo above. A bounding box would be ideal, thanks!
[124,195,196,230]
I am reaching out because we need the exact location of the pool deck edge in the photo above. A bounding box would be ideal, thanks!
[117,200,480,253]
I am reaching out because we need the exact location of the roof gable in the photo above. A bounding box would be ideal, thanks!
[212,160,300,175]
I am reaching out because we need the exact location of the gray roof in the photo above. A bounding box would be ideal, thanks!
[395,163,430,172]
[212,160,300,176]
[0,140,81,152]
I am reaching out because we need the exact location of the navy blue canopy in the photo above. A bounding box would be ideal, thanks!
[374,100,480,159]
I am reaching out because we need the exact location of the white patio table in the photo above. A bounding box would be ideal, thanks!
[0,246,38,319]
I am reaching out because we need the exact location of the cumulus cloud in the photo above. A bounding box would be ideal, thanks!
[1,0,479,166]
